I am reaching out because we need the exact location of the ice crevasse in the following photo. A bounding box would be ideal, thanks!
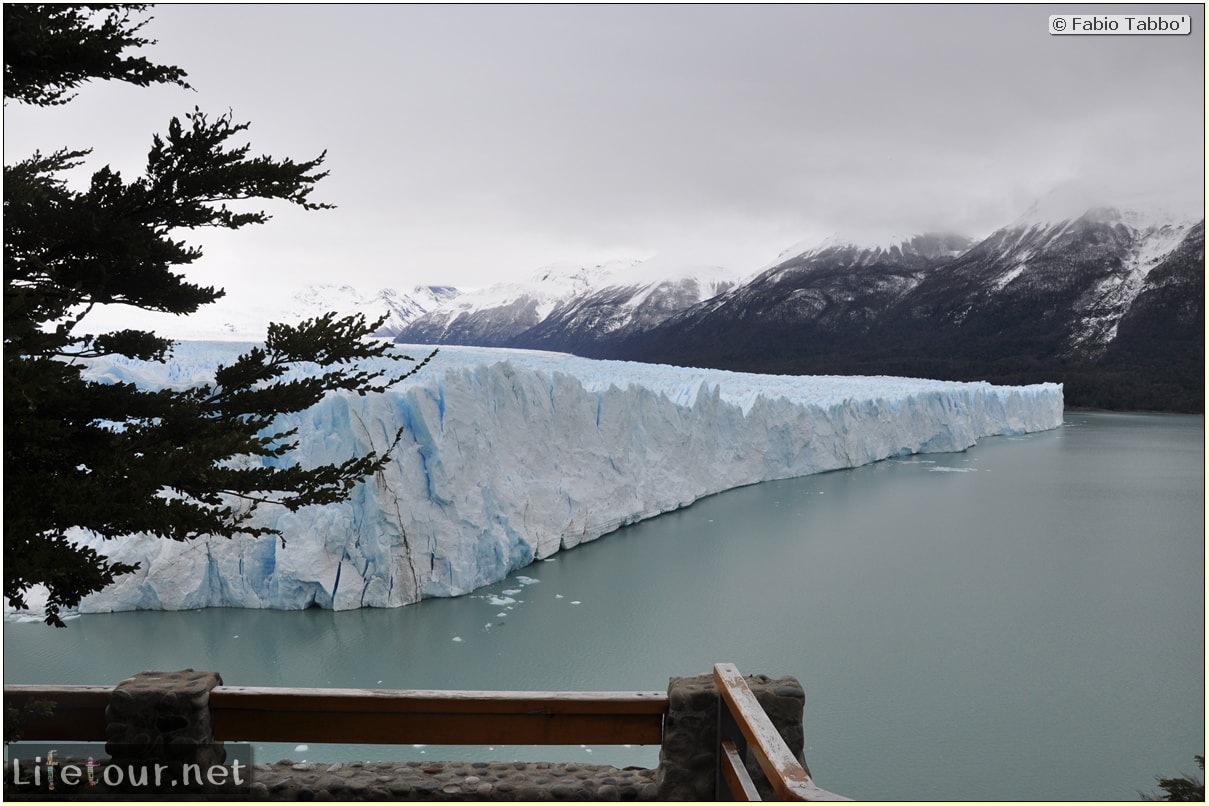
[71,343,1064,614]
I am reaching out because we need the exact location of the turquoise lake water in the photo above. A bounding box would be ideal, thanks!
[4,411,1204,800]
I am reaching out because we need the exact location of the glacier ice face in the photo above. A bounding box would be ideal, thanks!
[68,343,1063,614]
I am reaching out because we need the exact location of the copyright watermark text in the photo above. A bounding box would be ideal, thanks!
[1050,14,1192,35]
[4,743,255,797]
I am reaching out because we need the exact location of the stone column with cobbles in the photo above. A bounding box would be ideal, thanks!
[655,671,810,800]
[104,668,226,773]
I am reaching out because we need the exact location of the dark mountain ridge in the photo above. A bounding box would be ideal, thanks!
[392,206,1204,412]
[608,210,1204,412]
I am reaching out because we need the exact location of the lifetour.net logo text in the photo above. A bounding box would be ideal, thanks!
[4,743,254,797]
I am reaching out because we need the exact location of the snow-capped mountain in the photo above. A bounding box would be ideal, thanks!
[388,260,633,347]
[609,206,1203,411]
[281,283,462,336]
[79,283,462,341]
[899,206,1202,356]
[597,231,975,364]
[778,231,975,268]
[79,200,1199,411]
[391,255,745,352]
[711,232,976,329]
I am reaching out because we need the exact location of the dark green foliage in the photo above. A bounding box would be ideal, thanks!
[4,5,436,626]
[4,698,56,744]
[1142,756,1205,801]
[4,4,189,105]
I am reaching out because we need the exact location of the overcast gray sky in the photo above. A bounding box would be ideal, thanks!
[5,3,1204,300]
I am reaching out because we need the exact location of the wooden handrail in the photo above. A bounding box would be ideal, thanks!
[4,685,111,741]
[713,663,849,801]
[209,686,666,745]
[5,684,666,746]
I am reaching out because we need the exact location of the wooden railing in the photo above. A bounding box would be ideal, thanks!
[3,684,667,746]
[210,686,668,746]
[7,664,848,801]
[714,663,849,801]
[4,684,111,742]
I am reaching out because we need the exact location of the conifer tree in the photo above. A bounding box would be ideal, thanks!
[4,4,435,626]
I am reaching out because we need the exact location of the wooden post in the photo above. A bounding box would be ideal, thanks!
[713,664,849,801]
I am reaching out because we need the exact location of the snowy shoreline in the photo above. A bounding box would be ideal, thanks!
[12,344,1063,619]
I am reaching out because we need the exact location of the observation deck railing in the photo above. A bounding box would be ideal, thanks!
[5,662,847,800]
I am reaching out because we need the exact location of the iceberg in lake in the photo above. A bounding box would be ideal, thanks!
[67,343,1062,614]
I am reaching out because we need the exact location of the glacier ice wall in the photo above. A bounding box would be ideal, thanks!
[72,343,1064,614]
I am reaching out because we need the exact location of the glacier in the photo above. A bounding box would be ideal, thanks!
[62,342,1062,615]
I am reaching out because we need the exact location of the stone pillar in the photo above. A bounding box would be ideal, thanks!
[655,671,810,801]
[104,669,225,773]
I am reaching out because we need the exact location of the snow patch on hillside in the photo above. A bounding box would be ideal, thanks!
[1069,219,1199,352]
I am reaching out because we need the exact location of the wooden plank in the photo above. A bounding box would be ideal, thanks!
[713,664,850,801]
[5,684,666,746]
[208,687,666,745]
[212,709,663,745]
[209,686,667,715]
[4,685,111,741]
[720,739,762,801]
[4,684,113,702]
